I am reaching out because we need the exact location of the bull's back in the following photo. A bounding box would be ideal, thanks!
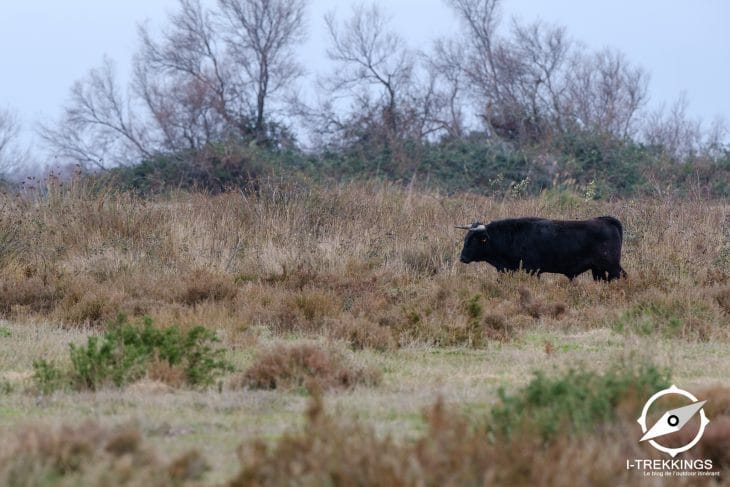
[490,217,622,274]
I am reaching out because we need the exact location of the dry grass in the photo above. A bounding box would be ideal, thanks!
[0,421,206,486]
[0,181,727,346]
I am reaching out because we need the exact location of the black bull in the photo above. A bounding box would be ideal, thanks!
[457,216,626,281]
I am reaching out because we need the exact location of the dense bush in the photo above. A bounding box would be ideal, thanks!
[33,315,232,392]
[104,143,283,195]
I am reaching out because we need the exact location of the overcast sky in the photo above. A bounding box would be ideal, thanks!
[2,0,728,154]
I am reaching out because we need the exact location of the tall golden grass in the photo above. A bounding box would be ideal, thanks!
[0,179,728,345]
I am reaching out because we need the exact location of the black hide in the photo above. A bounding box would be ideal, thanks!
[459,216,626,281]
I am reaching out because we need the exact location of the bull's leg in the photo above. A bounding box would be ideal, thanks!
[606,266,625,281]
[591,268,608,281]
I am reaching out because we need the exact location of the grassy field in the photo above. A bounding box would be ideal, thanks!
[0,181,728,485]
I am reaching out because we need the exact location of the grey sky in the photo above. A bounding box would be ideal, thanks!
[2,0,728,153]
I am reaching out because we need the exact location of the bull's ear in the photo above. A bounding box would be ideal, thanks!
[455,225,472,230]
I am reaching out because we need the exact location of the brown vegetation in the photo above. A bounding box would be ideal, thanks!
[233,343,381,391]
[0,181,728,346]
[519,286,567,319]
[2,383,728,485]
[0,422,206,486]
[229,387,730,486]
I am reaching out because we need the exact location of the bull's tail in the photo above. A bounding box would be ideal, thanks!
[597,216,623,242]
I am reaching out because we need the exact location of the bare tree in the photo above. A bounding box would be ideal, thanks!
[136,0,307,147]
[43,0,307,168]
[447,0,560,140]
[443,0,649,144]
[641,93,728,160]
[472,20,573,142]
[509,20,572,135]
[135,0,231,151]
[315,3,451,155]
[704,116,729,158]
[0,108,20,166]
[135,0,306,149]
[445,0,503,136]
[446,0,502,99]
[428,38,468,138]
[566,48,648,139]
[0,107,27,179]
[40,57,149,169]
[218,0,307,144]
[323,4,413,141]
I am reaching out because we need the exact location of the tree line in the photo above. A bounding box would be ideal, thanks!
[2,0,728,197]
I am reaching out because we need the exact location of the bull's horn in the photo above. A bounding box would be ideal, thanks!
[455,224,487,231]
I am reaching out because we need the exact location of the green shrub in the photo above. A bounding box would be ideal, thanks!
[490,363,671,442]
[35,315,232,391]
[32,359,66,395]
[555,131,652,196]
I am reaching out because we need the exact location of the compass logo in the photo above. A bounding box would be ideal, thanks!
[637,385,709,457]
[626,385,718,477]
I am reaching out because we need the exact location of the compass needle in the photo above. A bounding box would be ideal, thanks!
[640,400,707,442]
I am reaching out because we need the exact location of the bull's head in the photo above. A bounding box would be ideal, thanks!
[456,221,489,263]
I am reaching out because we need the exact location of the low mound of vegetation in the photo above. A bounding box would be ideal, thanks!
[234,343,381,391]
